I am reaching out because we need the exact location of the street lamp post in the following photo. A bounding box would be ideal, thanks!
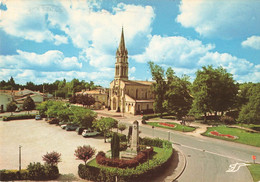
[19,145,22,172]
[168,131,170,141]
[152,126,154,137]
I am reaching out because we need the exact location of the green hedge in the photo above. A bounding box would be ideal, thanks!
[3,114,36,121]
[78,138,173,182]
[0,169,28,181]
[0,163,59,181]
[142,113,173,121]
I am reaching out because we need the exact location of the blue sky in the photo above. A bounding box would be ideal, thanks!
[0,0,259,87]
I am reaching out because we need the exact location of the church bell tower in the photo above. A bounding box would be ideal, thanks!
[115,27,128,80]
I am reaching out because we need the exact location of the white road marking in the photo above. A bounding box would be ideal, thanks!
[175,143,250,163]
[226,163,250,173]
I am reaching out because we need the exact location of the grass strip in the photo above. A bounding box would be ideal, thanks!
[202,125,260,147]
[247,163,260,182]
[147,122,196,132]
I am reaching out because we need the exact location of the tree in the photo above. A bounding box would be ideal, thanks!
[23,96,35,114]
[42,151,61,166]
[71,107,97,128]
[78,94,95,108]
[111,133,120,159]
[6,101,17,115]
[69,95,77,104]
[118,123,127,134]
[74,145,96,165]
[148,61,166,117]
[163,68,193,119]
[93,117,118,143]
[191,66,238,121]
[238,83,260,125]
[36,100,54,116]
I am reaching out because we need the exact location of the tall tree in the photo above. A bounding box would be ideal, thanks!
[23,96,35,114]
[238,83,260,124]
[163,68,193,119]
[71,107,97,128]
[93,117,118,143]
[148,61,166,117]
[191,66,238,120]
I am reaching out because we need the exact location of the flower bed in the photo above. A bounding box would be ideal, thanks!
[159,122,176,128]
[210,131,238,139]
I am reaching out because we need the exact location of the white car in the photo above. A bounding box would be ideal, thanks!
[61,124,67,129]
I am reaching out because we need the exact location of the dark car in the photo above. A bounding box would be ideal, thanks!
[65,124,79,131]
[76,127,86,135]
[35,115,42,120]
[48,118,59,124]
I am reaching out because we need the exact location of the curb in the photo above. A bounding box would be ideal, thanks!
[168,144,187,182]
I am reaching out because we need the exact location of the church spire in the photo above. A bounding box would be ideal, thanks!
[115,27,128,80]
[118,27,126,52]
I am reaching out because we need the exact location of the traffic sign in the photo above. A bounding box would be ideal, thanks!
[252,155,256,160]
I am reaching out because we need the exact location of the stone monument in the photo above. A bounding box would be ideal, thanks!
[131,120,139,153]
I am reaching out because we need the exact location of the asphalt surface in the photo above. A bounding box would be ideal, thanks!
[138,124,258,182]
[105,111,259,182]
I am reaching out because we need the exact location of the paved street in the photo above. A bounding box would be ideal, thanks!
[102,111,259,182]
[136,122,258,182]
[0,119,110,176]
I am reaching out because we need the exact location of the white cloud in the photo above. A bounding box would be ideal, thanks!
[0,50,82,71]
[176,0,260,38]
[133,35,260,83]
[0,0,68,44]
[133,35,214,68]
[242,36,260,50]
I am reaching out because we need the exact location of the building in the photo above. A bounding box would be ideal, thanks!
[80,88,108,109]
[0,91,13,112]
[109,28,154,115]
[0,89,52,111]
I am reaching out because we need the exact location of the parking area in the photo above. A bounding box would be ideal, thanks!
[0,119,110,176]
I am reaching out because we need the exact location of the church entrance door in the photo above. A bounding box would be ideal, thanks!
[113,98,117,110]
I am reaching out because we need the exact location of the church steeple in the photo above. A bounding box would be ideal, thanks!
[115,27,128,80]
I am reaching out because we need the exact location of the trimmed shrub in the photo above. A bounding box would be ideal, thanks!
[3,114,36,121]
[96,147,153,169]
[220,116,235,125]
[142,113,173,120]
[27,162,59,180]
[45,165,59,180]
[0,169,28,181]
[139,137,164,148]
[111,133,120,158]
[27,162,46,180]
[117,132,127,142]
[119,142,127,151]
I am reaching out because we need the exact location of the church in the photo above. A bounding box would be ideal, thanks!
[109,28,154,115]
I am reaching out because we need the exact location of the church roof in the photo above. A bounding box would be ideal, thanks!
[123,80,154,86]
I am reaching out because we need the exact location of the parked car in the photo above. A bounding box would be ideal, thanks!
[82,129,100,137]
[61,124,67,129]
[48,118,59,124]
[35,115,42,120]
[65,124,79,131]
[76,127,86,135]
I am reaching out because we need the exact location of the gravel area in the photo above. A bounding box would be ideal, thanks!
[0,119,110,176]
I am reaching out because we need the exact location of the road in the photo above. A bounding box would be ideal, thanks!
[112,113,259,182]
[140,124,259,182]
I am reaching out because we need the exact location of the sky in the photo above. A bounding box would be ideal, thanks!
[0,0,259,87]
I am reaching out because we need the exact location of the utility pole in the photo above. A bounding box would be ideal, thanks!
[19,145,22,172]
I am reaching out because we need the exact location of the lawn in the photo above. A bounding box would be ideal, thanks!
[203,125,260,147]
[247,164,260,182]
[237,124,260,132]
[147,122,196,132]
